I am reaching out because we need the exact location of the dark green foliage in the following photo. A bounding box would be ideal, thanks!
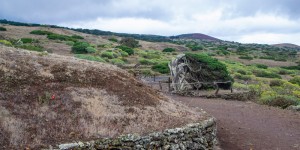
[0,27,7,31]
[282,65,300,70]
[108,38,118,42]
[269,79,284,87]
[30,30,53,35]
[71,42,90,54]
[116,45,134,55]
[262,95,299,109]
[185,52,233,82]
[47,34,76,41]
[289,76,300,86]
[239,55,253,60]
[75,54,105,62]
[162,47,175,52]
[71,35,84,39]
[18,44,43,52]
[152,62,169,74]
[253,70,282,79]
[139,59,157,65]
[120,37,139,48]
[237,69,247,75]
[21,38,39,44]
[255,64,268,69]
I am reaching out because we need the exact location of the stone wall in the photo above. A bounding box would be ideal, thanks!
[58,118,217,150]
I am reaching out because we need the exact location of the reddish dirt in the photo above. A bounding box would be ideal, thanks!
[171,95,300,150]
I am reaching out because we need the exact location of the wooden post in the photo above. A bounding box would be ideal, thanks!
[215,82,219,95]
[153,74,156,82]
[159,81,162,91]
[168,77,171,92]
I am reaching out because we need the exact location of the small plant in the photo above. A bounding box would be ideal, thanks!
[0,26,7,31]
[71,35,84,39]
[18,44,43,52]
[253,70,282,79]
[255,64,268,69]
[162,47,175,52]
[269,79,284,87]
[71,42,90,54]
[38,91,51,105]
[30,30,53,35]
[0,40,13,46]
[86,46,97,53]
[75,54,106,62]
[120,37,139,48]
[66,41,75,46]
[21,38,39,44]
[116,45,134,55]
[110,58,125,66]
[108,37,118,42]
[239,55,253,60]
[151,62,169,74]
[101,51,115,59]
[289,76,300,86]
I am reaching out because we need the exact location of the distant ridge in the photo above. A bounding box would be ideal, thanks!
[273,43,300,48]
[171,33,220,41]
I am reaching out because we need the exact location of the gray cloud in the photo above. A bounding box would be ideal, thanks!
[1,0,300,44]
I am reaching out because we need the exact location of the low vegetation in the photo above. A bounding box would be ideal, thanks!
[0,26,7,31]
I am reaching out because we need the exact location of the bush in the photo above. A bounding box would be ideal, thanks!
[18,44,43,52]
[71,35,84,39]
[255,64,268,69]
[239,55,253,60]
[282,65,300,70]
[66,41,75,46]
[86,46,97,53]
[289,76,300,86]
[163,47,175,52]
[234,73,252,81]
[253,70,282,79]
[71,42,90,54]
[30,30,53,35]
[237,69,247,75]
[116,45,134,55]
[47,34,75,41]
[110,58,125,66]
[152,62,169,74]
[101,51,115,59]
[269,79,284,87]
[139,58,157,65]
[0,40,12,46]
[0,26,7,31]
[108,37,118,42]
[21,38,38,44]
[120,51,129,57]
[120,37,139,48]
[260,95,299,109]
[75,54,106,62]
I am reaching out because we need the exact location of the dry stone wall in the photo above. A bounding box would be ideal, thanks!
[58,118,217,150]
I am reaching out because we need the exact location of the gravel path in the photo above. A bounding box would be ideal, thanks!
[171,95,300,150]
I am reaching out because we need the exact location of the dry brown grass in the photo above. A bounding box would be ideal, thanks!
[0,47,208,149]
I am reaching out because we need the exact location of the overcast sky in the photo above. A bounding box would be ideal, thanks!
[1,0,300,45]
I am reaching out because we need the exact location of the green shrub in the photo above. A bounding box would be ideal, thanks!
[139,58,157,65]
[86,46,97,53]
[75,54,106,62]
[110,58,125,66]
[163,47,175,52]
[255,64,268,69]
[260,95,299,109]
[18,44,43,52]
[120,37,139,48]
[0,40,12,46]
[21,38,39,44]
[108,37,118,42]
[239,55,253,60]
[47,34,75,41]
[152,62,169,74]
[71,35,84,39]
[120,51,129,57]
[234,73,252,81]
[269,79,284,87]
[289,76,300,86]
[66,41,75,46]
[237,69,247,75]
[0,27,7,31]
[253,70,282,79]
[282,65,300,70]
[116,45,134,55]
[30,30,53,35]
[101,51,115,59]
[71,42,90,54]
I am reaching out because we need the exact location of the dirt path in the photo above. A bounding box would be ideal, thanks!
[171,95,300,150]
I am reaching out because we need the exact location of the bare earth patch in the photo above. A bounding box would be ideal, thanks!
[0,47,209,149]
